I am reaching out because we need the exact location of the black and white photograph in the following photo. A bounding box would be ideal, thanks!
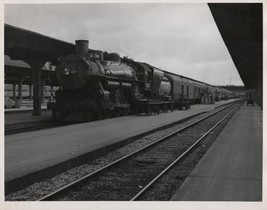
[1,0,265,209]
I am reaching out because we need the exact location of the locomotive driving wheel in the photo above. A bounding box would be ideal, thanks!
[114,108,123,117]
[146,105,152,116]
[92,111,103,121]
[84,111,92,122]
[170,104,174,112]
[123,107,130,116]
[163,104,168,113]
[156,105,160,115]
[104,109,113,119]
[96,112,103,120]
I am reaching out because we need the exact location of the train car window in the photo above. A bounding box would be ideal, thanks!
[182,85,184,94]
[187,86,189,97]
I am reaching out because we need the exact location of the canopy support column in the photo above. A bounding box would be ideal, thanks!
[12,82,16,100]
[18,79,23,101]
[27,57,46,116]
[31,63,42,116]
[29,84,32,101]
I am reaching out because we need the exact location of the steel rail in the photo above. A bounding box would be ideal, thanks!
[38,101,241,201]
[130,102,242,201]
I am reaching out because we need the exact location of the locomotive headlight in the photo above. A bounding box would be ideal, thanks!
[63,68,71,76]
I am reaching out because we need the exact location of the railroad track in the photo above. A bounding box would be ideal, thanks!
[38,101,242,201]
[5,121,67,135]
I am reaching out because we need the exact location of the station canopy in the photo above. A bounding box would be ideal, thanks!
[208,3,262,89]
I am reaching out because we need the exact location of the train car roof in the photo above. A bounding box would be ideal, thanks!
[128,61,233,94]
[161,69,214,87]
[164,72,183,82]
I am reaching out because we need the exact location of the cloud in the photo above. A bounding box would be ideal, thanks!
[4,3,243,86]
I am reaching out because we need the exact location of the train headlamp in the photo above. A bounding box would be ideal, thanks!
[63,68,70,76]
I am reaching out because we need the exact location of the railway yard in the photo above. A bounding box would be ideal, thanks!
[4,98,262,201]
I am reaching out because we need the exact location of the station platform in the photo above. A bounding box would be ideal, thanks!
[5,103,51,125]
[5,109,51,125]
[5,99,238,184]
[171,103,262,201]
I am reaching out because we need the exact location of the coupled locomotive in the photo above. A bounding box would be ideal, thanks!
[50,40,177,121]
[49,40,231,122]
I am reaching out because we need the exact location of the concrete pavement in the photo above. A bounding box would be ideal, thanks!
[171,103,262,201]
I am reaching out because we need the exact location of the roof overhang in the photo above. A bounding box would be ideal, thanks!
[5,24,76,64]
[208,3,262,89]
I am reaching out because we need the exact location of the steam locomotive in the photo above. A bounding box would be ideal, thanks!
[49,40,231,122]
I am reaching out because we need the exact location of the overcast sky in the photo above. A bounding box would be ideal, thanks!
[4,3,244,86]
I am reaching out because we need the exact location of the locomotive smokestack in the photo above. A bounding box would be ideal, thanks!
[75,40,89,58]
